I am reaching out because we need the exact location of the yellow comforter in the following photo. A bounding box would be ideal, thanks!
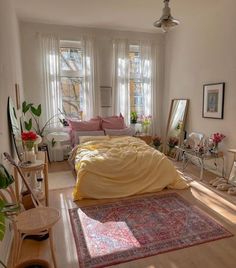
[72,136,188,200]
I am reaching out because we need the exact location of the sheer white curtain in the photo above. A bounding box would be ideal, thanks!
[40,34,62,126]
[140,41,159,135]
[81,37,98,120]
[40,35,98,124]
[112,39,130,124]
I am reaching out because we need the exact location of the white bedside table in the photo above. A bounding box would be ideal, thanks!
[46,132,70,161]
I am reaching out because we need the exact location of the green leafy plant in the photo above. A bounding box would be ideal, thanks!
[22,101,58,137]
[0,164,20,268]
[51,138,56,148]
[130,111,138,124]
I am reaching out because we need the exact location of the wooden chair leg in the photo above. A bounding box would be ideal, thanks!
[12,231,21,267]
[12,223,20,267]
[49,229,57,268]
[15,233,23,265]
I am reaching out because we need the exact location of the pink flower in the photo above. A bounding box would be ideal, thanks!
[211,132,225,144]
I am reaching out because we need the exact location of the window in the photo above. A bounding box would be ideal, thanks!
[60,41,84,118]
[128,44,148,118]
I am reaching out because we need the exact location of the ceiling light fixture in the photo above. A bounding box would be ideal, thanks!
[153,0,179,33]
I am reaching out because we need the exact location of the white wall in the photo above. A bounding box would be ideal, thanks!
[164,0,236,173]
[20,22,165,131]
[0,0,23,263]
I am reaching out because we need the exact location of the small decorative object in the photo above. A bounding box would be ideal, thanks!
[211,132,225,153]
[203,83,225,119]
[130,111,138,124]
[152,136,162,150]
[140,115,152,134]
[21,131,37,163]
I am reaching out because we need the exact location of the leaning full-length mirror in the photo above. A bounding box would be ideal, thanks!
[7,97,23,160]
[165,99,189,157]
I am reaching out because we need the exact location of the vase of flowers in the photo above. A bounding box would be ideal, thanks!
[168,136,179,155]
[140,115,152,134]
[152,136,162,150]
[211,132,225,153]
[21,131,38,163]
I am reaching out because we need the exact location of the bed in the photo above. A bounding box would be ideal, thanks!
[70,136,188,200]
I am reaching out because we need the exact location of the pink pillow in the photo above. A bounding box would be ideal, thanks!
[69,119,101,131]
[101,114,126,130]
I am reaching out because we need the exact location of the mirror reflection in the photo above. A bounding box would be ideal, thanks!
[8,97,24,160]
[165,99,189,157]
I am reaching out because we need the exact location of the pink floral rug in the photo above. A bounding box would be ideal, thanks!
[69,193,233,268]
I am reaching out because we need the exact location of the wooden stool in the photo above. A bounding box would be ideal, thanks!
[13,207,60,268]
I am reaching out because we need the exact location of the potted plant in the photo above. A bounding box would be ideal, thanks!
[168,136,179,156]
[130,111,138,124]
[0,164,20,268]
[140,115,152,134]
[152,136,162,150]
[22,101,59,137]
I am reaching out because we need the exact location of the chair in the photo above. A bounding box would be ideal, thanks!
[186,132,206,149]
[2,153,60,268]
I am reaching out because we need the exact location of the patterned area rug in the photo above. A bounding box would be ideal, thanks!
[69,193,233,268]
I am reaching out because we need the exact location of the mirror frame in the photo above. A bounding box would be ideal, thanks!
[165,98,189,155]
[228,161,236,186]
[7,97,23,160]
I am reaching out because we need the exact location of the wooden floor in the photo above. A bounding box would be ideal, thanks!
[12,161,236,268]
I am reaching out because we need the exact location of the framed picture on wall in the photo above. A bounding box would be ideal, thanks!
[100,86,112,107]
[202,82,225,119]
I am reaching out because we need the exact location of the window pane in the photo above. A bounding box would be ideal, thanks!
[60,77,83,117]
[60,44,84,117]
[129,45,144,117]
[60,47,83,73]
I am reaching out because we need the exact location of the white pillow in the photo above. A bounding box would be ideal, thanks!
[72,130,105,144]
[104,127,135,136]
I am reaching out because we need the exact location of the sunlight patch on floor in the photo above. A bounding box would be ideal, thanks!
[78,209,141,258]
[59,194,78,264]
[190,181,236,224]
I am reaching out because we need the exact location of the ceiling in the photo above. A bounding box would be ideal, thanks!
[13,0,212,33]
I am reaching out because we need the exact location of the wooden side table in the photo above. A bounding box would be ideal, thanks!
[14,151,49,206]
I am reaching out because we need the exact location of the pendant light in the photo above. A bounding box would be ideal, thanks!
[153,0,179,33]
